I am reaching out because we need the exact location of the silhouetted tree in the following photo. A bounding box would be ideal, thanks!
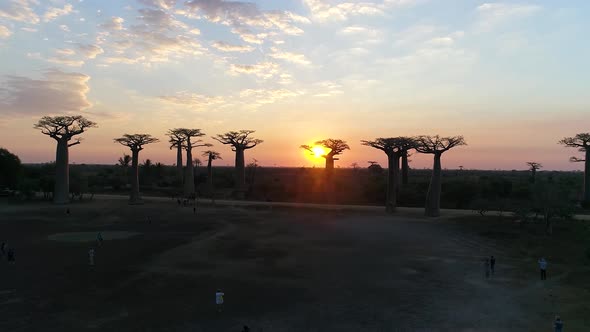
[213,130,263,198]
[526,162,542,183]
[118,153,131,184]
[34,115,97,204]
[114,134,159,204]
[177,129,211,197]
[415,135,467,217]
[362,137,415,213]
[167,129,185,186]
[559,133,590,207]
[301,139,350,178]
[142,159,153,186]
[399,138,417,187]
[118,154,132,167]
[202,150,221,193]
[0,147,23,190]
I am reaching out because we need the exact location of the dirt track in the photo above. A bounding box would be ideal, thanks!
[0,198,588,331]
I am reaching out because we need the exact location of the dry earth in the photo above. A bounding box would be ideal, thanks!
[0,198,589,331]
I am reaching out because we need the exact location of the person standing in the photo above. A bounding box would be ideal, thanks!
[216,289,224,312]
[1,242,6,257]
[88,248,95,267]
[554,315,564,332]
[483,258,490,279]
[7,248,15,264]
[538,257,548,280]
[490,256,496,276]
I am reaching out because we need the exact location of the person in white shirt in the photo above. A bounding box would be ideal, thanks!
[215,289,224,312]
[538,257,547,280]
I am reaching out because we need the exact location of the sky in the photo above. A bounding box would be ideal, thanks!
[0,0,588,170]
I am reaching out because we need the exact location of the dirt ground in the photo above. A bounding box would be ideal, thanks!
[0,198,589,331]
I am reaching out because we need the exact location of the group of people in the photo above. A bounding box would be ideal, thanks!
[1,242,15,264]
[482,255,563,331]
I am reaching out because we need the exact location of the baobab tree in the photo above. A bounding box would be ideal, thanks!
[167,129,185,186]
[526,162,542,183]
[415,135,467,217]
[177,128,211,198]
[202,150,221,194]
[114,134,159,204]
[213,130,263,198]
[362,137,414,213]
[300,139,350,177]
[34,115,97,204]
[559,133,590,206]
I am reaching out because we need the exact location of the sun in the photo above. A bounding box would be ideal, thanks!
[312,146,326,158]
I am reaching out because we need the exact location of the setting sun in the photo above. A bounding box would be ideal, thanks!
[312,146,326,158]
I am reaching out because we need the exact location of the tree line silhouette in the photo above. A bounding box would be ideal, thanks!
[28,115,590,216]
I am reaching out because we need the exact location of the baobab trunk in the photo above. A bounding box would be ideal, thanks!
[207,156,213,194]
[184,141,194,197]
[584,149,590,206]
[176,144,183,186]
[386,154,400,213]
[130,149,142,204]
[235,148,246,199]
[425,153,442,217]
[401,153,409,186]
[54,138,70,204]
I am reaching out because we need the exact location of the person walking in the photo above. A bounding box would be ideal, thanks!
[490,255,496,276]
[554,315,564,332]
[1,242,6,257]
[538,257,548,280]
[96,232,103,247]
[216,289,224,312]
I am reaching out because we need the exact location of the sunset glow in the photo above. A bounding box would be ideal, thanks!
[0,0,588,170]
[312,146,326,159]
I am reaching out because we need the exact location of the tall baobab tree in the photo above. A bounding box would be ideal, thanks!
[167,129,185,186]
[177,128,211,198]
[526,162,542,183]
[559,133,590,206]
[415,135,467,217]
[34,115,97,204]
[300,139,350,177]
[114,134,159,204]
[362,137,415,213]
[202,150,222,194]
[213,130,263,198]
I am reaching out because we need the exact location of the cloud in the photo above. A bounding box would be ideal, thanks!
[97,7,206,66]
[59,24,70,32]
[228,62,280,79]
[304,0,418,22]
[239,88,301,107]
[211,41,255,53]
[0,25,12,39]
[138,0,177,10]
[43,4,74,22]
[0,0,40,24]
[0,69,92,116]
[476,3,541,30]
[159,91,225,110]
[21,27,38,32]
[100,16,125,31]
[182,0,309,42]
[269,47,311,66]
[311,81,344,97]
[77,44,104,59]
